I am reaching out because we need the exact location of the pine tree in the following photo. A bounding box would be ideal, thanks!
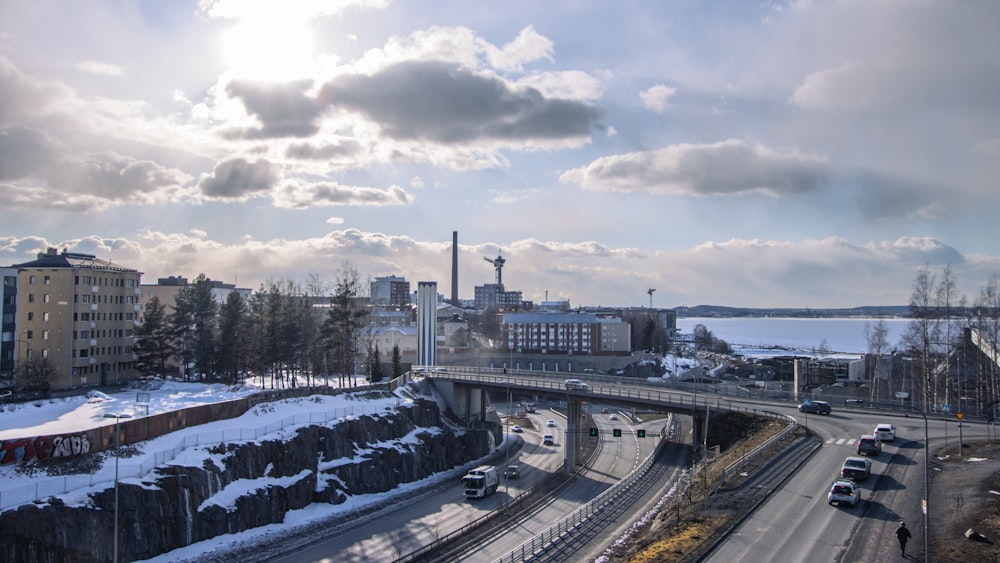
[135,296,174,377]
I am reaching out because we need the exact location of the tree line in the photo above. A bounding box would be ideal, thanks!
[134,264,402,388]
[865,265,1000,416]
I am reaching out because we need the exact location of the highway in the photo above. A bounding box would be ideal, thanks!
[453,408,668,562]
[268,405,564,562]
[704,403,989,562]
[266,369,988,562]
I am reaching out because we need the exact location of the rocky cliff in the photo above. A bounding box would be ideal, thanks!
[0,395,493,562]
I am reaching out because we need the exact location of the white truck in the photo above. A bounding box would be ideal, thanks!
[463,465,499,499]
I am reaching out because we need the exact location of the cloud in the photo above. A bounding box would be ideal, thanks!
[198,158,280,199]
[272,179,413,208]
[1,231,990,309]
[485,25,554,72]
[0,126,63,180]
[225,79,323,138]
[0,56,73,123]
[640,85,676,112]
[319,60,604,144]
[560,139,827,196]
[285,140,362,160]
[75,61,125,77]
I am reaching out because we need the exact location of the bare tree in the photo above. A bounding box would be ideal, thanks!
[902,265,939,412]
[865,318,890,403]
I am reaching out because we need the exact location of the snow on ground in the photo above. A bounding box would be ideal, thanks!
[0,378,507,563]
[0,381,268,440]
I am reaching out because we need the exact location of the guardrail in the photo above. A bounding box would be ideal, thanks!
[491,415,677,563]
[711,412,798,495]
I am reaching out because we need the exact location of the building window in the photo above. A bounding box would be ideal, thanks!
[28,294,35,303]
[29,275,35,285]
[43,294,50,303]
[27,312,34,321]
[42,312,50,322]
[42,330,49,340]
[44,275,50,285]
[25,330,33,339]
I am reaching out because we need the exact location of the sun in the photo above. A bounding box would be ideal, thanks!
[221,15,315,81]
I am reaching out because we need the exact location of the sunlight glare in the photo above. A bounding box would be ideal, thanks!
[221,15,315,81]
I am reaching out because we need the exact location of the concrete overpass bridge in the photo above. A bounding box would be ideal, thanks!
[411,366,725,473]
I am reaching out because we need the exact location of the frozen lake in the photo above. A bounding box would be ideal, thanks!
[676,317,913,356]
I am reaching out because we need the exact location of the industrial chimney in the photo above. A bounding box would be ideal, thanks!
[451,231,459,306]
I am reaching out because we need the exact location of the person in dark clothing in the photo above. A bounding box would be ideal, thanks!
[896,521,912,556]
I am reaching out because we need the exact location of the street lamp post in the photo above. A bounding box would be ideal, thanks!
[104,413,132,563]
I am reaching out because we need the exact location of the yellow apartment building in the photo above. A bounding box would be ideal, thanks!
[14,248,143,391]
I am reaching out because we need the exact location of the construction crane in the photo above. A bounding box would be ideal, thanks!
[647,288,655,308]
[484,251,506,285]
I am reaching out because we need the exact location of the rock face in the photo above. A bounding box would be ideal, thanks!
[0,398,492,562]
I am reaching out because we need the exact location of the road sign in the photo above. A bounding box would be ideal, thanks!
[589,427,599,437]
[942,404,951,413]
[956,412,965,421]
[613,428,622,437]
[637,429,646,438]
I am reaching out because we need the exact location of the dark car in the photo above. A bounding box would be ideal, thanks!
[798,401,832,415]
[841,456,872,481]
[504,465,520,479]
[857,435,882,456]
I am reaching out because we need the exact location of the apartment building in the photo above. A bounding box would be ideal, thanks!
[502,311,631,355]
[13,248,143,390]
[0,267,17,389]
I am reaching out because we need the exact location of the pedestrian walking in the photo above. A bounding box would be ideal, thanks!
[896,521,912,556]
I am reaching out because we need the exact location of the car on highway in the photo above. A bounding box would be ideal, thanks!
[857,435,882,456]
[874,423,896,441]
[546,419,556,427]
[798,400,832,415]
[504,465,520,479]
[510,425,523,433]
[609,413,619,420]
[564,378,590,390]
[841,456,872,481]
[827,478,862,507]
[543,434,555,445]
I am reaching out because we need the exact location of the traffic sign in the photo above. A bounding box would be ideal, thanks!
[613,428,622,437]
[637,429,646,438]
[956,412,965,421]
[942,404,951,413]
[589,427,599,437]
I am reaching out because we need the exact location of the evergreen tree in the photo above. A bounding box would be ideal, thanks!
[135,296,173,377]
[368,343,384,382]
[217,290,246,385]
[391,343,402,380]
[321,262,369,387]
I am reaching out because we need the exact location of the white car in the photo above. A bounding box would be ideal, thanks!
[609,413,619,420]
[828,478,861,507]
[546,420,556,427]
[510,425,523,433]
[874,423,896,442]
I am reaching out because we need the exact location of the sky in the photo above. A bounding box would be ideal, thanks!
[1,0,999,309]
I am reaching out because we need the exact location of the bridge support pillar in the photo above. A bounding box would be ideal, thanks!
[691,411,706,457]
[565,398,587,474]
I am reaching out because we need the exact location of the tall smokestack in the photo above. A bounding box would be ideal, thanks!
[451,231,459,306]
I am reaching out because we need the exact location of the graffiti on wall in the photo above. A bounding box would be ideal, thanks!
[0,433,92,464]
